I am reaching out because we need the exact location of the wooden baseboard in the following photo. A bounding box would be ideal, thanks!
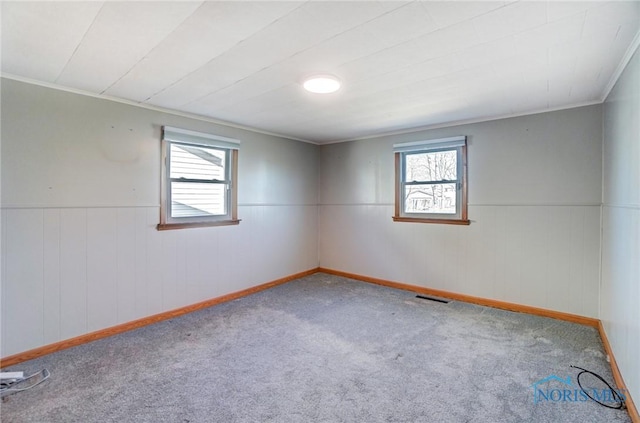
[318,268,600,327]
[0,268,319,368]
[3,265,636,423]
[598,321,639,423]
[319,267,639,421]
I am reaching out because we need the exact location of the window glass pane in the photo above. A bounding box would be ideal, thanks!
[404,183,456,214]
[170,144,226,181]
[405,150,457,182]
[171,182,226,217]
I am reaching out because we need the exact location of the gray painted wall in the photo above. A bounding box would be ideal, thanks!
[319,106,603,317]
[1,79,318,208]
[320,106,602,206]
[0,78,319,356]
[602,46,640,409]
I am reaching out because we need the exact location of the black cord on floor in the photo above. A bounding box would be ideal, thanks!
[570,365,626,410]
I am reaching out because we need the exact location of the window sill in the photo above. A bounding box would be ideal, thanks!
[392,216,470,225]
[157,219,241,231]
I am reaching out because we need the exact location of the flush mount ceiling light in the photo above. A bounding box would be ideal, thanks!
[303,74,341,94]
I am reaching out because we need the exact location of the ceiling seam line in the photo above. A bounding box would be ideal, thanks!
[339,5,590,76]
[99,1,207,96]
[142,0,311,103]
[161,2,594,116]
[224,6,608,127]
[188,3,544,117]
[336,1,597,78]
[54,1,106,84]
[180,0,418,109]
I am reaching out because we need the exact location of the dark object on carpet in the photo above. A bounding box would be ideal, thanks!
[415,294,450,304]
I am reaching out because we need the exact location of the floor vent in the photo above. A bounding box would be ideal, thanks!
[415,295,450,304]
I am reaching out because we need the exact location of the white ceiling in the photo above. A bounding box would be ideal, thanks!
[2,1,639,144]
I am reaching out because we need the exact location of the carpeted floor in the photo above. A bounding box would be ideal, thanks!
[0,273,631,422]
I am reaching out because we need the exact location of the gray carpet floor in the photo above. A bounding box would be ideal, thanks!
[0,273,631,422]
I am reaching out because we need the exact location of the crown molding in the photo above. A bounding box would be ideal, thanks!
[323,100,602,145]
[0,73,318,145]
[601,28,640,103]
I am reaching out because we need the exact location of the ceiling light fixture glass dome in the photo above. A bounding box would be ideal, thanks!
[303,74,341,94]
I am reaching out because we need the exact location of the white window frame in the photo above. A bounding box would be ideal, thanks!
[393,136,469,225]
[158,126,240,230]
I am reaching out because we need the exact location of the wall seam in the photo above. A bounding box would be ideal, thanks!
[599,98,606,322]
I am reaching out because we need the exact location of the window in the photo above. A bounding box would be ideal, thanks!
[158,126,240,230]
[393,136,469,225]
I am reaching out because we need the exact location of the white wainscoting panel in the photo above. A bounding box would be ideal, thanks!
[319,204,601,317]
[2,209,45,354]
[1,204,318,357]
[43,209,62,345]
[59,209,88,341]
[601,205,640,402]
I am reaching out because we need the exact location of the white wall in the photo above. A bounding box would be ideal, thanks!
[319,106,603,318]
[602,46,640,408]
[0,79,318,357]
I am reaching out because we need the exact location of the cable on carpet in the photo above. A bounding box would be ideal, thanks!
[0,369,50,398]
[570,365,625,410]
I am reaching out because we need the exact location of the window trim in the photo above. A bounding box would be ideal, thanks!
[393,137,469,225]
[157,127,240,231]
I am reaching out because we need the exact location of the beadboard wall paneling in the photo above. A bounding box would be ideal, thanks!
[1,205,317,357]
[601,45,640,412]
[2,209,45,354]
[319,204,601,317]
